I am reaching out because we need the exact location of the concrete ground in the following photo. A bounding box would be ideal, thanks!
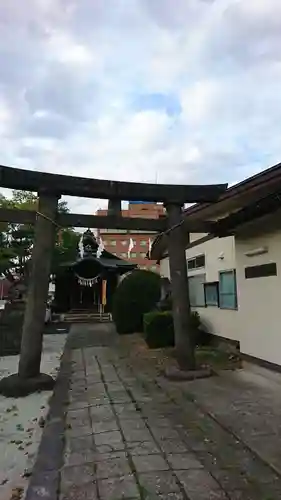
[26,324,281,500]
[173,367,281,477]
[0,334,66,500]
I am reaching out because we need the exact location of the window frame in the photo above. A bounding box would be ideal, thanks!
[204,281,219,307]
[188,273,206,308]
[187,254,205,271]
[245,262,277,279]
[219,269,238,310]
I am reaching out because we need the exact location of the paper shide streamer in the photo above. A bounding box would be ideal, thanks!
[97,236,105,259]
[75,274,100,287]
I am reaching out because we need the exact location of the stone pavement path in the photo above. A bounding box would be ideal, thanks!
[26,324,281,500]
[174,367,281,477]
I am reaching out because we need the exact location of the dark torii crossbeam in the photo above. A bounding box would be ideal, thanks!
[0,207,216,233]
[0,165,227,203]
[0,165,227,396]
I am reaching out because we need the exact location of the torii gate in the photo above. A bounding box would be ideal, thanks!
[0,165,227,396]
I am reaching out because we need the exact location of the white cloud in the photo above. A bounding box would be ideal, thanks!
[180,80,218,124]
[0,0,281,215]
[46,31,95,66]
[0,98,13,135]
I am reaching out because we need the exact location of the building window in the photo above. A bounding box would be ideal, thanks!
[219,270,237,310]
[151,265,158,271]
[121,240,127,246]
[188,274,206,307]
[111,240,116,246]
[245,262,277,279]
[204,282,219,307]
[140,252,147,258]
[131,252,137,258]
[121,252,127,258]
[140,240,147,246]
[187,254,205,270]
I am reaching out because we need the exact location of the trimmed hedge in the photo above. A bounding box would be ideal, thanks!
[144,310,174,348]
[112,269,161,334]
[143,309,210,349]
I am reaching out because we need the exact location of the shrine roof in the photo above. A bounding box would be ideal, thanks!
[76,255,136,269]
[59,254,136,271]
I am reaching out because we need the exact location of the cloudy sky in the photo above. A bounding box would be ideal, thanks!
[1,0,281,213]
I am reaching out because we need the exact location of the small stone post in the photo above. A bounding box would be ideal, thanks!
[165,203,196,371]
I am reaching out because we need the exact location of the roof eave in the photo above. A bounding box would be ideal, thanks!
[151,161,281,260]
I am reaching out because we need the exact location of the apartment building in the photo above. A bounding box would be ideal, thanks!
[96,201,165,272]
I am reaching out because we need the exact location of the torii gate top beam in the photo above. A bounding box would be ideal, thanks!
[0,165,228,204]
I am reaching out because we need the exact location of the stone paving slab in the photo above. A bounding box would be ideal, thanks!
[161,369,281,477]
[25,324,281,500]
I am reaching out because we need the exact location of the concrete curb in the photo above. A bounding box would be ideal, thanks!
[24,344,72,500]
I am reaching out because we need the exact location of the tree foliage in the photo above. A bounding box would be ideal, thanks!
[0,231,16,277]
[51,229,80,273]
[0,190,78,278]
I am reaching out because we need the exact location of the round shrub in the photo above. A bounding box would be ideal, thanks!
[112,269,161,334]
[144,310,174,348]
[144,308,210,349]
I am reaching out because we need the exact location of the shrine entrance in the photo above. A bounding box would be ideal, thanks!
[0,164,227,396]
[54,229,136,313]
[75,281,101,310]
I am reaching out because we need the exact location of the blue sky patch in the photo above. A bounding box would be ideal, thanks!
[133,92,181,116]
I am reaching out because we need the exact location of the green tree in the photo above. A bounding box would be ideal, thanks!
[0,194,15,278]
[51,228,80,272]
[0,231,16,277]
[0,191,72,277]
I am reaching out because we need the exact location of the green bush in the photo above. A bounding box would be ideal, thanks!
[144,310,174,348]
[112,270,161,334]
[188,311,212,346]
[0,301,25,356]
[157,295,172,311]
[189,310,200,331]
[196,327,213,346]
[143,308,211,349]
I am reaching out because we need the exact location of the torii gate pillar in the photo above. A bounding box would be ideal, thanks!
[165,203,195,370]
[0,192,59,396]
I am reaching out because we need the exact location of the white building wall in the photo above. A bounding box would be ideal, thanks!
[160,227,281,366]
[236,229,281,366]
[189,233,208,243]
[160,257,170,279]
[187,235,239,341]
[160,235,239,341]
[186,235,235,282]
